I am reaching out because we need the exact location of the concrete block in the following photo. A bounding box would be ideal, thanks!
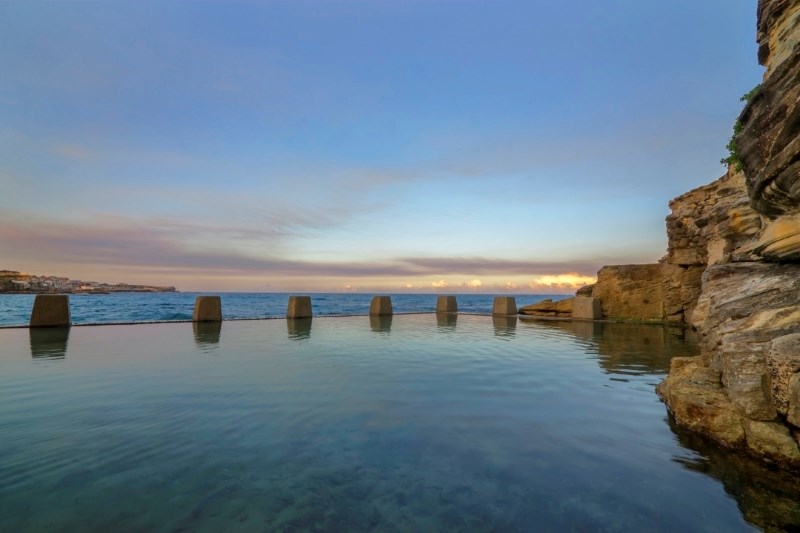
[573,296,602,320]
[193,296,222,322]
[287,296,313,318]
[369,296,393,316]
[436,295,458,313]
[29,295,71,327]
[492,296,517,316]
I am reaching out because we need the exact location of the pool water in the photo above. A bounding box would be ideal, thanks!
[1,315,798,531]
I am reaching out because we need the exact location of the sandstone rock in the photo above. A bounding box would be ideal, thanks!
[755,213,800,260]
[657,356,746,449]
[744,419,800,466]
[575,284,594,297]
[665,169,763,267]
[766,333,800,415]
[739,10,800,217]
[658,0,800,471]
[788,373,800,427]
[518,297,573,317]
[592,263,702,324]
[690,262,800,420]
[757,0,800,74]
[594,264,665,320]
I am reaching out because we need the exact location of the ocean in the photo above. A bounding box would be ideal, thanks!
[0,292,565,326]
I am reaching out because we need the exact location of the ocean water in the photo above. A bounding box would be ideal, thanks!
[2,315,799,531]
[0,292,561,326]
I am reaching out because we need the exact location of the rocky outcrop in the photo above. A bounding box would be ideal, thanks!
[518,297,573,317]
[742,1,800,217]
[665,169,763,266]
[590,263,703,324]
[659,0,800,471]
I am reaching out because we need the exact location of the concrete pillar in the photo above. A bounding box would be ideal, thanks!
[29,295,71,328]
[287,296,313,318]
[436,295,458,313]
[573,296,602,320]
[492,296,517,316]
[369,296,393,316]
[193,296,222,322]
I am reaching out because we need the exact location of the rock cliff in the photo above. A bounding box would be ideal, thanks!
[658,0,800,469]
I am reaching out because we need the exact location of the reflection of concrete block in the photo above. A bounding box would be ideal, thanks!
[573,297,602,320]
[492,296,517,316]
[193,296,222,322]
[30,295,71,327]
[436,295,458,313]
[370,296,393,316]
[287,296,313,318]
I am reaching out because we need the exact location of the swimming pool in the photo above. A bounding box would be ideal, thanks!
[1,315,797,530]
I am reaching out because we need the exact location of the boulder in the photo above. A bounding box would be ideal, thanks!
[657,356,747,449]
[518,297,573,317]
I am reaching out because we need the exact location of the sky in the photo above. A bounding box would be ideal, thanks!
[0,1,763,293]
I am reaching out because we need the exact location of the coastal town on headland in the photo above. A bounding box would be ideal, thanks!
[0,269,176,294]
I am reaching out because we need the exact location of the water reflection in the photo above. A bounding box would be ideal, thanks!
[192,321,221,349]
[519,319,699,375]
[370,315,392,333]
[668,417,800,531]
[29,328,69,359]
[286,318,313,340]
[435,312,457,330]
[492,316,517,338]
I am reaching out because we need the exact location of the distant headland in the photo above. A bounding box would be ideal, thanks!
[0,269,177,294]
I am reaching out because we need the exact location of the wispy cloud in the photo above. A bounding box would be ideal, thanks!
[0,211,611,286]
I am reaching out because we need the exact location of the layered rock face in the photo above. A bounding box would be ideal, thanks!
[659,0,800,469]
[591,264,703,324]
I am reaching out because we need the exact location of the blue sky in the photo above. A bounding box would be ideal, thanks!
[0,1,762,292]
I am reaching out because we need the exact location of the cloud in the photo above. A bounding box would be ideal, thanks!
[431,279,449,288]
[401,257,603,277]
[527,273,596,292]
[464,279,482,288]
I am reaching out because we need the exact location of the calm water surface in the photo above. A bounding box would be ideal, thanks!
[1,315,798,531]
